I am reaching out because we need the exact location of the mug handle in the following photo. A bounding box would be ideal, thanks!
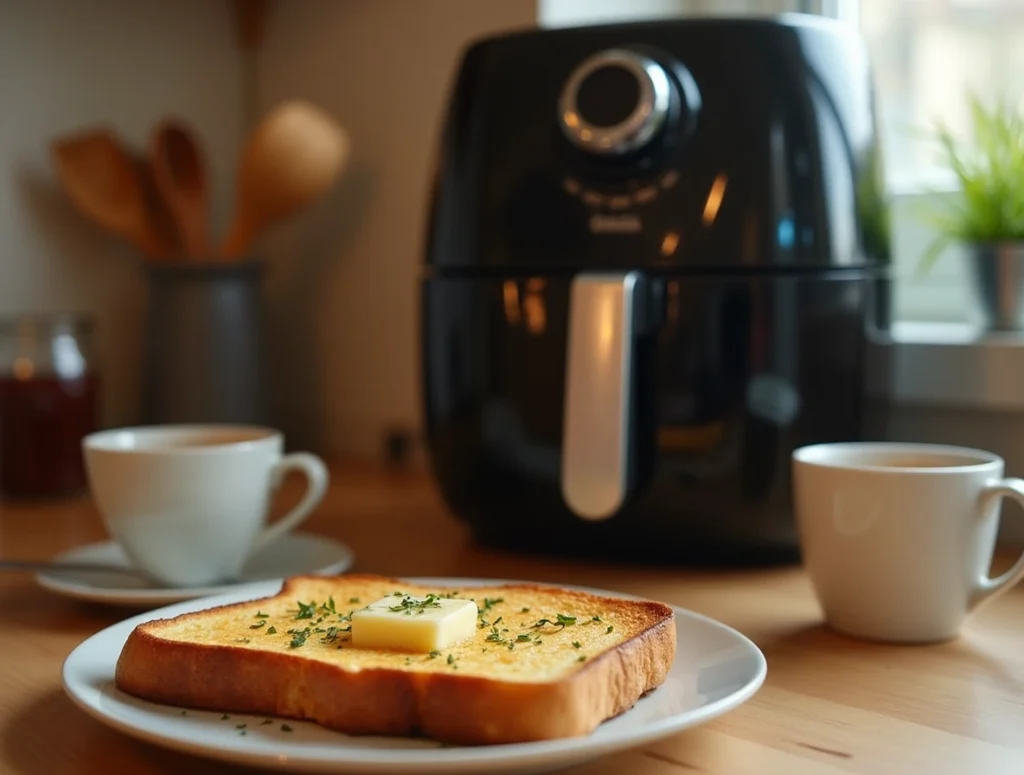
[970,477,1024,610]
[251,453,329,552]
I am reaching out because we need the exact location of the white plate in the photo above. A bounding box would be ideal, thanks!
[36,533,354,608]
[62,576,767,774]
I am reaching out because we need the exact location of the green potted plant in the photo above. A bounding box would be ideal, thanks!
[919,95,1024,331]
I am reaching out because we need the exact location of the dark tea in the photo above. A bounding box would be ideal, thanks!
[0,372,99,498]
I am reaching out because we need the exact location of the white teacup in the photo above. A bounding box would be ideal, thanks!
[792,441,1024,643]
[83,424,329,588]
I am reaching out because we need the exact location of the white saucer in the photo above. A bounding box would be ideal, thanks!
[61,576,767,774]
[35,532,354,608]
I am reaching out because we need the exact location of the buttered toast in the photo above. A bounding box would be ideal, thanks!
[115,574,676,745]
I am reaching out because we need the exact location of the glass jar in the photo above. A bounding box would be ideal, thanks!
[0,313,100,498]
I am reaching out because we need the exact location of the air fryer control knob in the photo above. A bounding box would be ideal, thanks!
[558,48,674,156]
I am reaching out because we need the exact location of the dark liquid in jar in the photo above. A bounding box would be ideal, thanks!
[0,373,99,497]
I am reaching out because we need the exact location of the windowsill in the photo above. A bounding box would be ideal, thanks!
[882,184,1024,413]
[881,321,1024,411]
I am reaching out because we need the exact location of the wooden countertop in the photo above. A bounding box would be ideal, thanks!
[2,463,1024,774]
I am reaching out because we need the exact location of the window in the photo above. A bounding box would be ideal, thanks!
[857,0,1024,322]
[860,0,1024,194]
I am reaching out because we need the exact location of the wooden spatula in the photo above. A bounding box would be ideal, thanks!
[219,100,349,260]
[150,119,210,260]
[50,128,172,260]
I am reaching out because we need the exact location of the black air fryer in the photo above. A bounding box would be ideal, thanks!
[420,13,891,565]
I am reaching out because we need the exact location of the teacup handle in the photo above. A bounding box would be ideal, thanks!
[970,477,1024,610]
[251,453,329,552]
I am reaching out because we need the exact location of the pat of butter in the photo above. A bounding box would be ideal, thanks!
[350,594,478,652]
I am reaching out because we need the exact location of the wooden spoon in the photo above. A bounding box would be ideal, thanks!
[50,128,171,259]
[135,152,183,258]
[150,119,210,259]
[219,100,349,260]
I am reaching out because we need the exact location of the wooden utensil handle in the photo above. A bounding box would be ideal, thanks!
[219,217,252,261]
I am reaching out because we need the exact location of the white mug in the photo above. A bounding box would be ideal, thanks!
[83,424,329,587]
[792,441,1024,643]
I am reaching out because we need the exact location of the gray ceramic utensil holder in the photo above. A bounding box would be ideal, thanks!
[140,260,270,426]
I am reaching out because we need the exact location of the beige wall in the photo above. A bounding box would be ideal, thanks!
[0,0,537,459]
[255,0,538,458]
[0,0,244,428]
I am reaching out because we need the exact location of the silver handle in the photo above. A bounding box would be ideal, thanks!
[561,272,642,520]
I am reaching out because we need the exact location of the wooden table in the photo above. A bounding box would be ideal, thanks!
[2,463,1024,774]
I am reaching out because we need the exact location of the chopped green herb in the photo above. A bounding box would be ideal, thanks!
[405,657,413,665]
[572,641,582,649]
[507,641,515,651]
[261,719,273,725]
[388,594,442,616]
[591,615,602,623]
[480,597,504,613]
[446,653,458,669]
[520,607,531,613]
[322,597,337,614]
[234,638,250,644]
[290,630,309,648]
[266,626,277,634]
[348,597,360,604]
[532,614,575,631]
[254,611,270,619]
[516,633,532,642]
[492,616,503,626]
[249,621,266,630]
[221,714,230,720]
[428,650,441,659]
[281,724,293,732]
[294,600,317,620]
[236,723,247,730]
[606,625,614,634]
[578,655,587,662]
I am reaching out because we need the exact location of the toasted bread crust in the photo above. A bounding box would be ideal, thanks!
[115,574,676,745]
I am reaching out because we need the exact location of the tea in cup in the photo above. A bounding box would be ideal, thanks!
[792,441,1024,643]
[83,424,328,587]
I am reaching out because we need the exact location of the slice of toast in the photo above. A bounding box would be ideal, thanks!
[115,574,676,745]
